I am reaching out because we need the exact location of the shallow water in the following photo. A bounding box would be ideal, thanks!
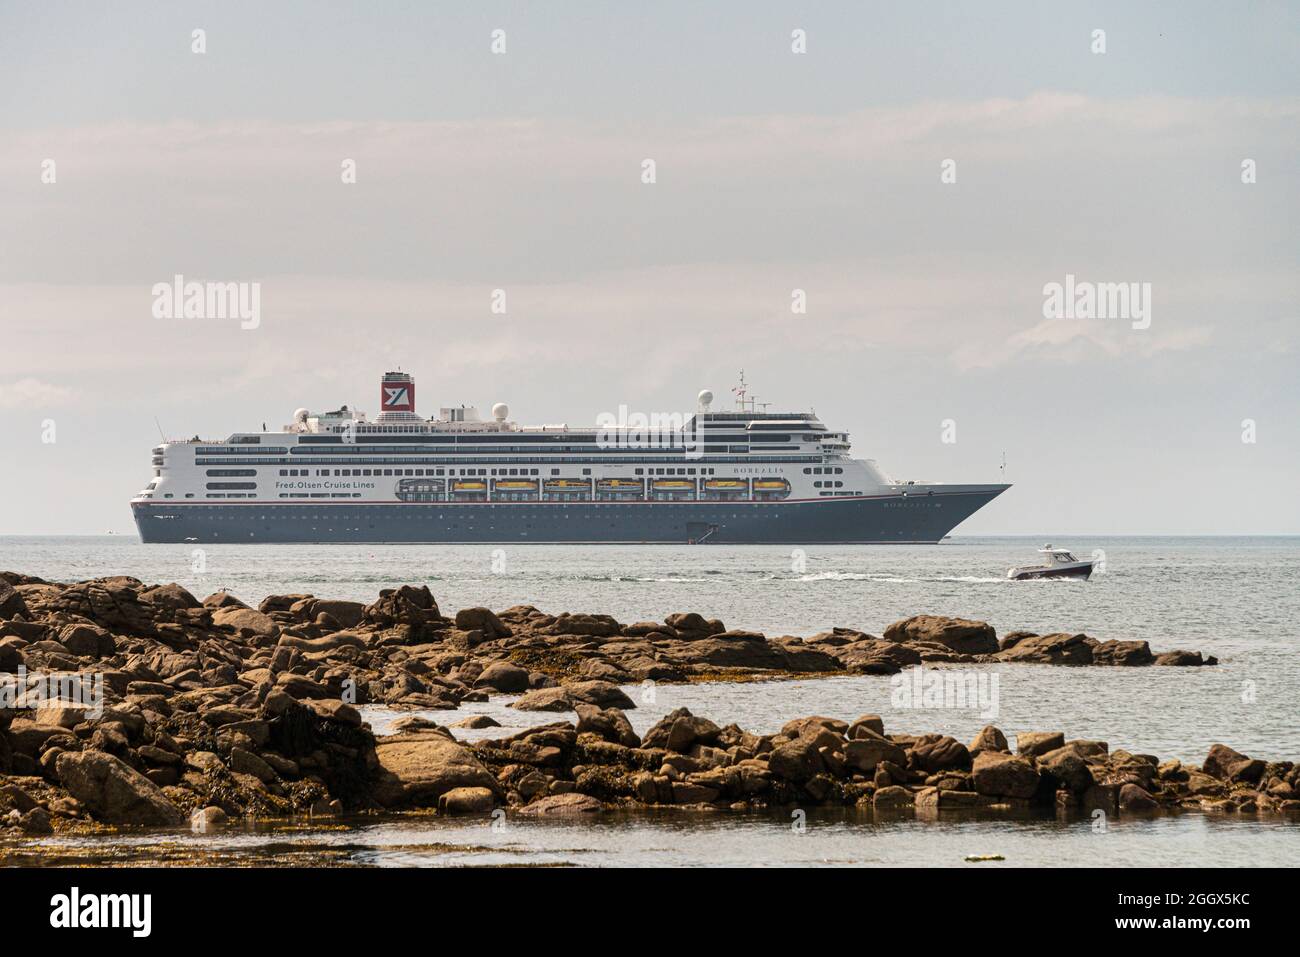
[2,535,1297,866]
[362,665,1292,767]
[4,807,1296,868]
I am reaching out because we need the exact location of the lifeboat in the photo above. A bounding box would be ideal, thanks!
[752,478,791,500]
[494,479,538,491]
[397,477,445,490]
[651,479,695,490]
[451,480,486,492]
[595,477,644,500]
[395,477,446,502]
[703,478,747,490]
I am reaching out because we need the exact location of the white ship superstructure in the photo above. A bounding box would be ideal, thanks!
[131,372,1009,543]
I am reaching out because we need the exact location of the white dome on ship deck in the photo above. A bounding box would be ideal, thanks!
[697,389,714,411]
[492,403,509,421]
[293,408,309,423]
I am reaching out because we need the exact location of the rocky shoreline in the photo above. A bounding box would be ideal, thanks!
[2,572,1289,836]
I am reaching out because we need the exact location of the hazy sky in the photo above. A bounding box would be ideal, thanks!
[1,1,1297,535]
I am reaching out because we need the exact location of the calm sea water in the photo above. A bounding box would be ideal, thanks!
[2,535,1297,866]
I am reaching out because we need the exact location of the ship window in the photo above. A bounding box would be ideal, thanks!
[551,468,560,475]
[835,467,843,474]
[635,468,643,475]
[207,482,256,490]
[582,469,591,475]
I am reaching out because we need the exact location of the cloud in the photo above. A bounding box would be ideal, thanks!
[951,318,1216,370]
[0,377,78,409]
[4,93,1295,180]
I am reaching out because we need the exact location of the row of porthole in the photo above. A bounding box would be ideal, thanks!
[185,509,822,523]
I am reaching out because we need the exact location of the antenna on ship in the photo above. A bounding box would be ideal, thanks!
[1000,451,1007,479]
[731,370,748,411]
[154,418,165,441]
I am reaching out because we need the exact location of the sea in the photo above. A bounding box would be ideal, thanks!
[1,535,1297,867]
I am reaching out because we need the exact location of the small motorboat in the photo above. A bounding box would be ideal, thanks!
[1007,544,1094,581]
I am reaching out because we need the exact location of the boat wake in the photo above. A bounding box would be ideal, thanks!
[794,572,1012,584]
[579,574,714,584]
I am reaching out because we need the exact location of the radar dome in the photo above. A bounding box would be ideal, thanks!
[492,402,509,421]
[697,389,714,411]
[293,408,309,423]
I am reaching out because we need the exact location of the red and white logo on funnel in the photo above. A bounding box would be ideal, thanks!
[381,381,414,412]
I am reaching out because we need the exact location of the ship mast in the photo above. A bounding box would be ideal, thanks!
[731,370,764,413]
[732,370,748,411]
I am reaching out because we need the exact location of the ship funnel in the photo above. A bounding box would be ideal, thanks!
[377,371,419,422]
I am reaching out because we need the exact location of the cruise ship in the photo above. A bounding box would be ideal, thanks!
[131,372,1009,544]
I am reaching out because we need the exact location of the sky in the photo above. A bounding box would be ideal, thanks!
[1,1,1297,535]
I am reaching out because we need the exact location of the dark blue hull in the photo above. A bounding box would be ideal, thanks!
[1009,563,1093,580]
[131,488,1007,544]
